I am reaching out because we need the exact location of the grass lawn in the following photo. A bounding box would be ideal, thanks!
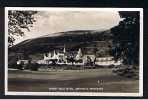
[8,68,139,92]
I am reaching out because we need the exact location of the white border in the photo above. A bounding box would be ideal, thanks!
[5,7,143,96]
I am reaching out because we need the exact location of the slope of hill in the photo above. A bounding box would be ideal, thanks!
[9,30,112,54]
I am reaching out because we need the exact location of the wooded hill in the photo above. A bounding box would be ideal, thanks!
[9,29,112,55]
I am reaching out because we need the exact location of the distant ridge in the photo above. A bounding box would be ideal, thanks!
[10,29,112,54]
[42,29,106,37]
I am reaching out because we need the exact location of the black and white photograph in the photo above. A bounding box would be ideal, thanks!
[5,7,143,96]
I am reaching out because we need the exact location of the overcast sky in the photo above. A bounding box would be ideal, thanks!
[14,11,122,44]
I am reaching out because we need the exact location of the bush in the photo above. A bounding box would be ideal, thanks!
[29,63,39,71]
[112,65,139,79]
[9,64,24,70]
[8,63,18,69]
[17,64,24,70]
[108,64,115,68]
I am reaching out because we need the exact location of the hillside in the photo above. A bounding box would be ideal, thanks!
[9,29,112,54]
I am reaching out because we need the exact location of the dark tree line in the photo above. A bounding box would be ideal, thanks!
[111,11,140,65]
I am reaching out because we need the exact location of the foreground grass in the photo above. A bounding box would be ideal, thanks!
[8,68,139,92]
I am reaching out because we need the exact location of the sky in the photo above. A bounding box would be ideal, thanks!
[14,10,122,45]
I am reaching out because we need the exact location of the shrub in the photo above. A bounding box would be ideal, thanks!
[30,63,39,71]
[112,65,139,79]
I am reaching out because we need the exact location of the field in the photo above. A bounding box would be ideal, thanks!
[8,68,139,92]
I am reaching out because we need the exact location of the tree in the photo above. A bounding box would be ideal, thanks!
[8,10,37,47]
[111,11,139,65]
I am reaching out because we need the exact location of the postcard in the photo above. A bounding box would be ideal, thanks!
[5,7,143,96]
